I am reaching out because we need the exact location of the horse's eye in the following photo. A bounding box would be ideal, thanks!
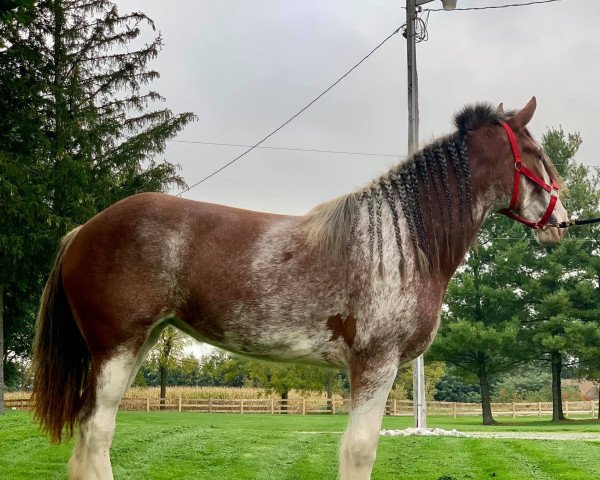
[537,154,544,162]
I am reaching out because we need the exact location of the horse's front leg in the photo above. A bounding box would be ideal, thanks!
[339,352,399,480]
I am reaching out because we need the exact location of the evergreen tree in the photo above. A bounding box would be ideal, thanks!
[521,129,600,421]
[0,0,195,413]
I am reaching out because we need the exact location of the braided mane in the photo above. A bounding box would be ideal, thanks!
[305,103,505,274]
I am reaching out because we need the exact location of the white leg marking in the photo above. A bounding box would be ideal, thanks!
[339,361,398,480]
[69,351,136,480]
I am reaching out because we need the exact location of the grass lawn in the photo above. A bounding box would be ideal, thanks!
[1,410,600,479]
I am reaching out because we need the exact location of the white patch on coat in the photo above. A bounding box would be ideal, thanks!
[161,228,188,306]
[218,217,351,365]
[69,351,136,480]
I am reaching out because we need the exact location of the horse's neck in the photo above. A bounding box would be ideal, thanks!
[428,163,500,280]
[352,169,498,286]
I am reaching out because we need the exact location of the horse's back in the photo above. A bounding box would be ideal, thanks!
[60,192,303,352]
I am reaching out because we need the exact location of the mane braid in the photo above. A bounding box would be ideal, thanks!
[365,188,375,264]
[381,176,404,274]
[374,187,384,276]
[415,154,438,249]
[445,139,465,224]
[457,136,474,223]
[405,165,432,269]
[424,148,449,248]
[346,192,365,255]
[392,172,421,260]
[434,144,454,243]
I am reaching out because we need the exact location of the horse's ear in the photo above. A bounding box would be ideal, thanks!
[496,103,504,114]
[510,97,536,130]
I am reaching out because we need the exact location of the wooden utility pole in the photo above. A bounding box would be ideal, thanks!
[406,0,458,431]
[406,0,426,430]
[406,0,419,154]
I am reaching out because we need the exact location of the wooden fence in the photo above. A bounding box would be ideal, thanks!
[5,396,598,418]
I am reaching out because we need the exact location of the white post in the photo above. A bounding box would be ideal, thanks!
[412,354,426,428]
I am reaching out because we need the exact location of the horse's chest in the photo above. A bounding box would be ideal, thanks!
[353,281,444,360]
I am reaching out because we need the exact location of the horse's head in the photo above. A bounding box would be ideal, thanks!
[497,97,569,245]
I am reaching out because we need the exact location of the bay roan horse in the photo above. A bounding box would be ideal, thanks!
[32,97,568,480]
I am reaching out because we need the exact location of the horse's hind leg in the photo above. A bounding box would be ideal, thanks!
[69,325,164,480]
[339,353,399,480]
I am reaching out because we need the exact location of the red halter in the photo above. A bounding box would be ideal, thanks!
[498,121,560,229]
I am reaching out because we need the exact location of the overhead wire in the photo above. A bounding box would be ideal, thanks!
[170,140,405,159]
[176,24,404,196]
[168,139,600,168]
[423,0,565,12]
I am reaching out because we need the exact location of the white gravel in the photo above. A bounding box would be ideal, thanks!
[381,427,466,437]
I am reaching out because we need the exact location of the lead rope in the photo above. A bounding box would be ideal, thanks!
[544,217,600,229]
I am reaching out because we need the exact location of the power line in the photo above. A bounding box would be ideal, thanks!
[169,140,600,168]
[169,139,600,168]
[176,24,404,196]
[424,0,565,12]
[170,140,404,159]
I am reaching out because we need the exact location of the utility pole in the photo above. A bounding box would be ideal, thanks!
[406,0,457,430]
[406,0,425,430]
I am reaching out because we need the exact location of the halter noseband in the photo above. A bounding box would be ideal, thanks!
[498,121,560,230]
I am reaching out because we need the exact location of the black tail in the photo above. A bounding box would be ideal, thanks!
[31,227,96,443]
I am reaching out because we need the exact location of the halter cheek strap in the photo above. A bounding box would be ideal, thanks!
[498,121,560,230]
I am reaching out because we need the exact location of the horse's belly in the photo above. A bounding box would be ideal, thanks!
[172,310,348,368]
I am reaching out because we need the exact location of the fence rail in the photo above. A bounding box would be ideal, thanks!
[5,397,598,418]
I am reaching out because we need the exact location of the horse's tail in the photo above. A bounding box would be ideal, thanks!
[32,226,96,444]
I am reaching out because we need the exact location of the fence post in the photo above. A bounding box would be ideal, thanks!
[538,402,542,418]
[565,400,569,417]
[302,399,306,415]
[146,397,150,412]
[178,396,182,413]
[512,403,516,419]
[592,400,595,419]
[209,398,213,414]
[332,399,336,415]
[271,398,274,415]
[240,399,244,414]
[393,399,397,416]
[453,402,457,419]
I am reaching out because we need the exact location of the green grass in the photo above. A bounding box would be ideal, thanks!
[1,410,599,479]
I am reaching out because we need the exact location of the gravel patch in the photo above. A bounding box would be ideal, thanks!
[381,427,466,437]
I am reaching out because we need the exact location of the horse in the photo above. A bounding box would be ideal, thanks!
[31,97,568,480]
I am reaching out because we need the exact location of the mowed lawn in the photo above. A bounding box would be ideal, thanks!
[2,411,600,480]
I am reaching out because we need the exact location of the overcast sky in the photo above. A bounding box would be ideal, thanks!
[118,0,599,215]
